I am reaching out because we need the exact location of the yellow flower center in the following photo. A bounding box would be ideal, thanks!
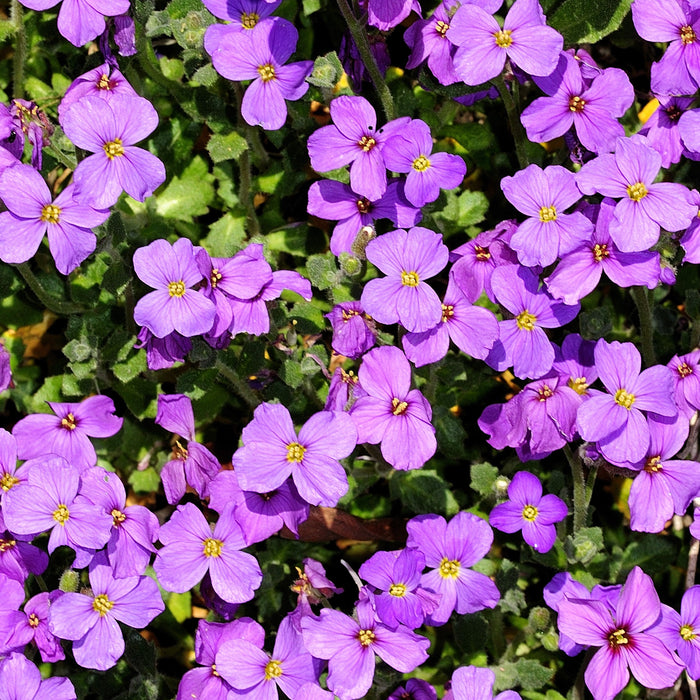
[211,268,222,288]
[681,24,697,44]
[41,203,61,224]
[568,95,586,112]
[53,504,70,525]
[678,361,693,378]
[342,309,360,322]
[401,270,420,287]
[28,613,40,628]
[592,243,609,262]
[608,627,629,648]
[97,74,112,90]
[0,473,19,491]
[168,280,186,297]
[357,629,376,646]
[111,508,126,526]
[681,623,698,641]
[627,182,648,201]
[436,20,449,37]
[92,594,114,617]
[241,11,259,29]
[441,304,454,322]
[391,397,408,415]
[474,245,491,261]
[522,504,538,521]
[258,63,276,82]
[61,413,77,431]
[0,538,16,552]
[538,205,557,222]
[568,377,589,395]
[264,659,283,680]
[103,138,125,159]
[358,135,376,152]
[537,385,553,401]
[644,455,662,473]
[516,310,536,331]
[494,29,512,48]
[439,557,460,578]
[356,198,371,214]
[286,442,306,463]
[203,538,223,557]
[614,388,635,409]
[412,155,431,172]
[389,583,407,597]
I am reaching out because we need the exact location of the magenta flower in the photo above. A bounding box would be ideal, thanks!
[653,586,700,679]
[209,17,312,130]
[556,566,683,700]
[444,666,522,700]
[668,349,700,417]
[448,0,562,85]
[232,403,357,507]
[489,471,568,552]
[48,551,164,671]
[133,237,217,339]
[300,599,430,700]
[350,346,436,470]
[576,339,678,464]
[500,164,593,267]
[12,395,122,472]
[0,511,48,585]
[382,120,466,207]
[388,679,438,700]
[406,511,500,625]
[58,62,138,118]
[0,164,109,274]
[60,95,165,209]
[0,653,75,700]
[154,502,262,604]
[326,301,377,359]
[361,227,449,333]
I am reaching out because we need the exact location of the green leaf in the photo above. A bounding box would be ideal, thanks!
[305,253,340,291]
[0,19,17,44]
[280,359,304,389]
[390,469,460,516]
[164,591,191,623]
[307,51,343,88]
[155,156,215,220]
[470,462,499,497]
[128,467,161,494]
[549,0,632,44]
[612,535,678,580]
[303,0,322,14]
[206,132,248,163]
[513,659,554,691]
[565,527,604,565]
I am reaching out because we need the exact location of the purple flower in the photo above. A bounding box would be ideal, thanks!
[2,457,112,568]
[382,119,466,207]
[60,95,165,209]
[639,95,697,167]
[361,226,449,333]
[58,62,138,118]
[232,403,357,507]
[0,511,48,585]
[326,301,377,359]
[556,566,684,700]
[133,237,217,339]
[203,0,280,24]
[576,135,696,252]
[19,0,129,47]
[448,0,562,85]
[632,0,700,95]
[12,395,123,472]
[367,0,417,30]
[209,18,312,130]
[0,572,32,653]
[551,333,598,399]
[388,678,438,700]
[134,327,192,370]
[155,393,221,504]
[406,511,500,625]
[307,96,396,201]
[576,339,678,464]
[216,615,318,699]
[0,163,109,274]
[350,346,437,470]
[154,502,262,604]
[176,618,266,700]
[500,163,593,267]
[544,199,661,304]
[22,592,65,662]
[486,265,580,380]
[0,653,75,700]
[359,548,440,629]
[521,52,633,154]
[668,349,700,417]
[300,600,430,700]
[325,366,366,412]
[49,551,163,671]
[307,179,420,256]
[489,471,568,552]
[652,586,700,679]
[444,666,522,700]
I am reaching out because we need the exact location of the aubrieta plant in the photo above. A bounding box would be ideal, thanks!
[3,0,700,698]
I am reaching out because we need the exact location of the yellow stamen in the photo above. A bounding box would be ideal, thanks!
[681,24,697,44]
[257,63,276,82]
[568,95,586,112]
[516,310,536,331]
[111,508,126,526]
[401,270,420,287]
[357,629,375,646]
[435,20,449,37]
[522,504,538,521]
[494,29,512,47]
[103,138,124,159]
[627,182,648,201]
[358,135,376,152]
[389,583,407,597]
[614,388,635,409]
[537,386,553,401]
[441,304,454,322]
[391,397,408,415]
[264,659,283,680]
[203,538,223,557]
[681,623,698,641]
[592,243,609,262]
[439,557,460,578]
[412,155,431,172]
[168,281,186,297]
[53,504,70,525]
[41,204,61,224]
[0,473,19,491]
[568,377,589,395]
[241,11,259,29]
[608,627,629,648]
[538,205,557,222]
[92,594,114,616]
[61,413,77,430]
[286,442,306,463]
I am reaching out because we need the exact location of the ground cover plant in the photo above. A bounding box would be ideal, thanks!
[2,0,700,698]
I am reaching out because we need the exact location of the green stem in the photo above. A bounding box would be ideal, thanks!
[47,139,78,171]
[215,357,261,409]
[10,0,26,99]
[564,443,588,532]
[233,83,261,238]
[336,0,396,121]
[492,73,529,170]
[631,286,656,366]
[15,263,86,315]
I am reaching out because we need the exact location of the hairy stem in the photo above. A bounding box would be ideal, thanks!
[16,263,86,315]
[215,357,261,409]
[631,286,656,366]
[492,73,529,170]
[11,0,26,99]
[233,83,262,238]
[564,444,590,532]
[336,0,396,121]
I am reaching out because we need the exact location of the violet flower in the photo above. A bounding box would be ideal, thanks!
[652,586,700,679]
[445,666,522,700]
[388,679,438,700]
[0,511,48,585]
[58,62,138,118]
[0,652,75,700]
[668,349,700,417]
[326,301,377,359]
[639,95,697,168]
[209,17,313,131]
[489,471,568,552]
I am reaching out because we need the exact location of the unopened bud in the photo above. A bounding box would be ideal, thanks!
[339,252,361,277]
[351,225,376,259]
[528,606,550,631]
[59,568,80,593]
